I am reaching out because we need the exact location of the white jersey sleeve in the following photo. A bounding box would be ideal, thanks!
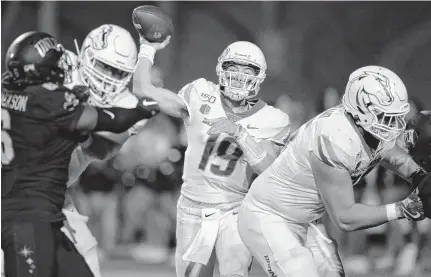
[308,115,358,172]
[245,106,291,145]
[177,78,209,125]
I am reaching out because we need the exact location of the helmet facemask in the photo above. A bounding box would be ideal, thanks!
[217,61,264,101]
[80,47,132,104]
[363,104,410,142]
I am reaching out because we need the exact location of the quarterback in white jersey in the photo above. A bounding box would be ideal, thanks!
[133,31,291,276]
[237,66,427,277]
[59,24,146,277]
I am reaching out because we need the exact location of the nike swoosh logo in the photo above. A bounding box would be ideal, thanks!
[233,211,239,215]
[246,124,259,130]
[205,212,216,217]
[141,99,158,106]
[402,206,422,219]
[103,109,115,119]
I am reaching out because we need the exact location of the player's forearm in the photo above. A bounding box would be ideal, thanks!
[133,46,188,119]
[133,48,156,100]
[93,103,158,133]
[334,203,393,231]
[233,126,275,174]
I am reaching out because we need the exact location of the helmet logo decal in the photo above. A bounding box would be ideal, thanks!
[34,37,60,58]
[220,47,230,59]
[353,71,394,108]
[153,32,162,39]
[90,25,113,50]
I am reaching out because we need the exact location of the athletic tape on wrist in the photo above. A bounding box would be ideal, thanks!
[234,126,266,165]
[138,44,156,64]
[386,203,398,221]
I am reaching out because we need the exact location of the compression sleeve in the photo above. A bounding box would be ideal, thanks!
[93,98,160,133]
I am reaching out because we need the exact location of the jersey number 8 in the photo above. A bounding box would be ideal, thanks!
[1,109,15,165]
[198,134,243,177]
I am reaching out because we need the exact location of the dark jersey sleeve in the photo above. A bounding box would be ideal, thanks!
[29,84,86,134]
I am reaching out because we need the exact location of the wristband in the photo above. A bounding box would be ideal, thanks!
[138,43,156,64]
[386,203,398,221]
[234,125,266,165]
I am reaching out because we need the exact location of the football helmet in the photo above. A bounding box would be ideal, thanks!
[5,31,65,87]
[342,65,410,142]
[216,41,267,101]
[79,24,137,104]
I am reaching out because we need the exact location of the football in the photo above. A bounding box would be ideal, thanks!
[132,5,174,43]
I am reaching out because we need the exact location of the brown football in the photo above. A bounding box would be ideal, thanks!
[132,5,174,43]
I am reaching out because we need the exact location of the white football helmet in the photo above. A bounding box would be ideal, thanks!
[79,24,137,104]
[342,65,410,142]
[216,41,267,101]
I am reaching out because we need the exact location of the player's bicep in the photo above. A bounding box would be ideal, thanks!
[310,150,355,224]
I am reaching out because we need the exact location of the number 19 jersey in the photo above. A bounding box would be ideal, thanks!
[178,78,291,204]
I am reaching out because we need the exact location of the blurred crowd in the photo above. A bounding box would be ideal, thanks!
[67,77,430,276]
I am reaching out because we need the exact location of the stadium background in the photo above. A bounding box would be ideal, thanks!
[2,2,431,277]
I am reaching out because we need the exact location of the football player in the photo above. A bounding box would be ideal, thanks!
[1,31,159,277]
[132,28,291,277]
[59,24,153,277]
[406,110,431,218]
[236,65,427,277]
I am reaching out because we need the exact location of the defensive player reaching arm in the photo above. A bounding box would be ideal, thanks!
[133,37,286,174]
[1,31,159,277]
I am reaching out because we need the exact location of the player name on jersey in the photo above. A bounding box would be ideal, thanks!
[1,92,28,112]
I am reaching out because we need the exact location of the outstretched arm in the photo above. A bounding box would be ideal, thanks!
[132,38,189,119]
[73,100,159,134]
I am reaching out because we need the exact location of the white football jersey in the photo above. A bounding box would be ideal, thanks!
[63,50,143,187]
[246,105,396,223]
[179,78,291,204]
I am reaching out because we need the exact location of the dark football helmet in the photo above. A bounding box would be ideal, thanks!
[4,31,66,87]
